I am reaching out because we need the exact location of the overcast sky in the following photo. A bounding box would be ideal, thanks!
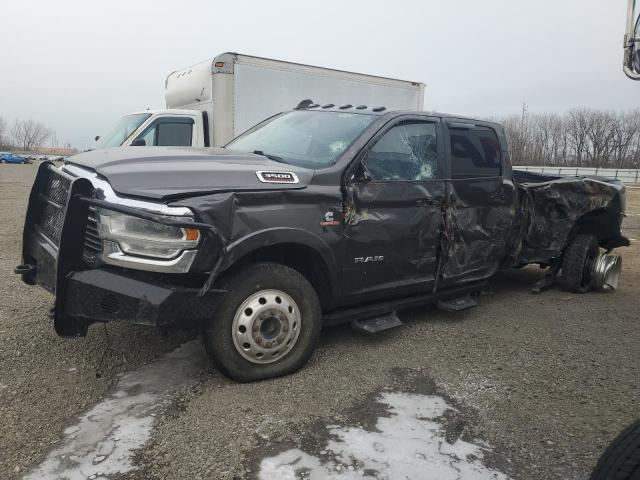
[0,0,638,149]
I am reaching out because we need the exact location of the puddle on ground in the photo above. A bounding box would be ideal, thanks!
[258,391,511,480]
[23,340,206,480]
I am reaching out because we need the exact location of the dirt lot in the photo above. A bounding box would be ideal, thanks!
[1,163,639,480]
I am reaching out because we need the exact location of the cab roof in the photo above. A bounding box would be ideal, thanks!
[292,101,499,128]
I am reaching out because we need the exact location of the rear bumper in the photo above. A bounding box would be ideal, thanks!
[62,268,218,330]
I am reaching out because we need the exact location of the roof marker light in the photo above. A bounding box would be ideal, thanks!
[295,99,314,110]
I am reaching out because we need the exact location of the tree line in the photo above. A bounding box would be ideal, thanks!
[497,108,640,169]
[0,116,53,151]
[3,109,640,167]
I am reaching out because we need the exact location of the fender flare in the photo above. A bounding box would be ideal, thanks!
[221,227,340,294]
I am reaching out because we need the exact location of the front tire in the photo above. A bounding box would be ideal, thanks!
[202,262,322,382]
[559,234,599,293]
[590,419,640,480]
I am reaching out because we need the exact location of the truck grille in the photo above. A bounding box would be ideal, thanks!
[37,168,72,246]
[83,206,102,258]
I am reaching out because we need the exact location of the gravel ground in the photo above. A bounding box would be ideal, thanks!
[1,163,639,480]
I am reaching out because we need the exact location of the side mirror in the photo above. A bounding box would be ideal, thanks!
[130,138,146,146]
[94,135,100,142]
[624,0,640,79]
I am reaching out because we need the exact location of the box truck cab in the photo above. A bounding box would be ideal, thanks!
[94,109,206,149]
[94,52,425,149]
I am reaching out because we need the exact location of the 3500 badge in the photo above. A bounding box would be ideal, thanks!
[256,171,299,184]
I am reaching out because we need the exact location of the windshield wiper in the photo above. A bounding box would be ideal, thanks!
[253,150,286,163]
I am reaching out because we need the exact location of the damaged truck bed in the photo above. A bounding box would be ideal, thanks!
[515,171,627,261]
[16,106,628,381]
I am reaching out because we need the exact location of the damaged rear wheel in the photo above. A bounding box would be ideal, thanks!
[201,262,322,382]
[559,234,599,293]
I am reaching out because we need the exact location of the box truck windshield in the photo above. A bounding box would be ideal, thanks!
[96,113,151,148]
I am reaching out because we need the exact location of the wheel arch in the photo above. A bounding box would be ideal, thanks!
[220,228,339,310]
[572,196,628,250]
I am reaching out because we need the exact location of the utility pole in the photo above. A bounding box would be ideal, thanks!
[520,102,531,165]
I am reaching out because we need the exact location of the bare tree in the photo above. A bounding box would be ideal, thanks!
[501,114,530,164]
[584,111,617,168]
[0,116,7,149]
[531,114,566,165]
[500,108,640,169]
[11,119,51,152]
[565,109,590,167]
[610,110,640,168]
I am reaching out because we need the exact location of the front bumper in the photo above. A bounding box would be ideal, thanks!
[63,268,218,329]
[16,162,224,337]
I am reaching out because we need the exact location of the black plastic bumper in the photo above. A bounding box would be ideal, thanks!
[62,268,218,330]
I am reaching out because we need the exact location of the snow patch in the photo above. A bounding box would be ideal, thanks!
[23,341,205,480]
[259,392,510,480]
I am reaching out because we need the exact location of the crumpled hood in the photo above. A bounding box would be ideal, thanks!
[67,147,314,200]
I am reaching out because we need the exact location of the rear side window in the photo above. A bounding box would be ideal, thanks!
[449,127,501,179]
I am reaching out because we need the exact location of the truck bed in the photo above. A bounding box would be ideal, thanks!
[513,170,627,264]
[512,169,563,184]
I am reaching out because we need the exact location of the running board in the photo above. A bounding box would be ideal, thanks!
[352,311,403,334]
[323,281,485,326]
[436,295,478,312]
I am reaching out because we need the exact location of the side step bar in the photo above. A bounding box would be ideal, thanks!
[352,311,403,334]
[324,281,485,326]
[436,295,478,312]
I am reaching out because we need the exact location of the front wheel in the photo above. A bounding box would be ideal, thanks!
[202,262,322,382]
[590,419,640,479]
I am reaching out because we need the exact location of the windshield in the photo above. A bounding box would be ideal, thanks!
[95,113,151,149]
[226,110,376,168]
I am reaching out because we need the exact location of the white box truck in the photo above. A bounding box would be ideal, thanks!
[94,52,425,149]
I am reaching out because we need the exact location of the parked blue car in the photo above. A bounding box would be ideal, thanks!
[0,152,29,164]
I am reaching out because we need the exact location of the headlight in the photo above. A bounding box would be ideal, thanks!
[98,209,200,260]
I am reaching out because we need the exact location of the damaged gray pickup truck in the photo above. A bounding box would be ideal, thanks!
[16,105,629,381]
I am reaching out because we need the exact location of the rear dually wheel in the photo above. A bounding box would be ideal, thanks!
[560,234,600,293]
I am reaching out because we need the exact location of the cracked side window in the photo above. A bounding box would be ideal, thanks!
[364,122,438,182]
